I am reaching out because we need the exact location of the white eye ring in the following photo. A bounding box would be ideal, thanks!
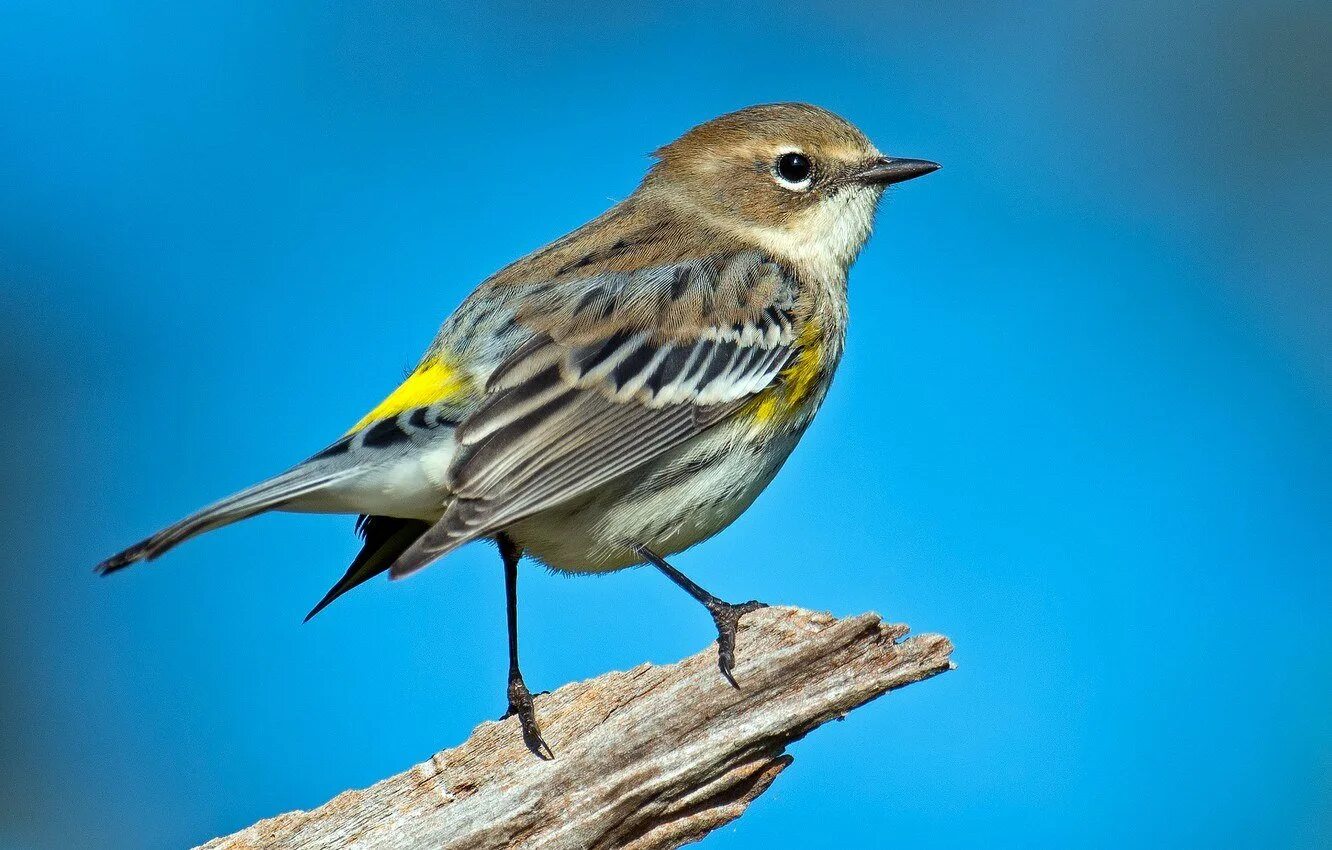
[773,150,814,190]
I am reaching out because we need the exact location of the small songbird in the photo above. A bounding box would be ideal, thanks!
[98,103,937,757]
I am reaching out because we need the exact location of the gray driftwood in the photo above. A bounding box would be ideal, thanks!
[198,606,954,850]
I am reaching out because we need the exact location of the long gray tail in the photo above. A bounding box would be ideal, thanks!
[96,465,355,575]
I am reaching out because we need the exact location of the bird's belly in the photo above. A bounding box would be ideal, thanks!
[507,424,805,573]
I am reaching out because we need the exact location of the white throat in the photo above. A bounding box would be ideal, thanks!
[741,185,881,285]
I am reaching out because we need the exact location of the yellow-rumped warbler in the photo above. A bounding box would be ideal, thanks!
[98,103,937,756]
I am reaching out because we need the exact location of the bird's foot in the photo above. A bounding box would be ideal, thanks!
[706,599,768,688]
[501,675,554,760]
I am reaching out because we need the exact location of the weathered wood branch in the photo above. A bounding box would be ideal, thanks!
[198,607,954,850]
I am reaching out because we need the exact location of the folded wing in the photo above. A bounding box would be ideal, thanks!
[389,250,802,577]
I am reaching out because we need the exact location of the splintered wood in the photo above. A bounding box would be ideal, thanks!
[198,607,953,850]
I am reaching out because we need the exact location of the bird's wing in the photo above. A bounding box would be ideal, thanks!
[388,250,804,577]
[304,515,431,621]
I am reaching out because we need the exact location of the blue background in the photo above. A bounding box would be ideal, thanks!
[2,2,1328,847]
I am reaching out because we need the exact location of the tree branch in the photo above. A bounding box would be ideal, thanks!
[197,607,954,850]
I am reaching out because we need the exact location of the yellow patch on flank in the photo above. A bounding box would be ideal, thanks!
[348,355,472,433]
[744,320,825,428]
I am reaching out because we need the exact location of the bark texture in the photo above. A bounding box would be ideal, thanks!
[198,606,954,850]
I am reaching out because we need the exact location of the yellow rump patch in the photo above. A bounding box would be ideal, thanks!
[744,320,825,427]
[348,355,472,434]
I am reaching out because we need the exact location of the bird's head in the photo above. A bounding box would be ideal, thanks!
[644,103,938,277]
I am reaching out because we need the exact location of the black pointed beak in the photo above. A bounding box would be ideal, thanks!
[853,156,940,186]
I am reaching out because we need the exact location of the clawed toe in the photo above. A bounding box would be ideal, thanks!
[504,678,554,760]
[635,545,770,691]
[709,599,767,688]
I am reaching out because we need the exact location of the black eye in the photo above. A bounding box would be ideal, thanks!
[775,152,812,184]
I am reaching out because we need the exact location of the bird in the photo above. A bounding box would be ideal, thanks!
[97,102,938,758]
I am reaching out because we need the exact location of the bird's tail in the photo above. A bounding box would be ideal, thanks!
[96,464,357,575]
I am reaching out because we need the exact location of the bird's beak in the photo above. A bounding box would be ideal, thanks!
[852,156,940,186]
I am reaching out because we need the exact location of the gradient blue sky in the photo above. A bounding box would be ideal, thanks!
[2,2,1329,847]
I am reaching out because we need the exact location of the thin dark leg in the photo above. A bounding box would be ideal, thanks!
[498,533,553,760]
[635,544,767,688]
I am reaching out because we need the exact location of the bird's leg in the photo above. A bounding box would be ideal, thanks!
[635,545,767,688]
[497,534,553,760]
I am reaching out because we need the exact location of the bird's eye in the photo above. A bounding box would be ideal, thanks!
[774,152,813,188]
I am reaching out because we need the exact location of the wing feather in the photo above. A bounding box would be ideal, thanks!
[388,250,804,577]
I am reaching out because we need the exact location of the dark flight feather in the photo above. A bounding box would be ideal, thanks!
[305,516,430,621]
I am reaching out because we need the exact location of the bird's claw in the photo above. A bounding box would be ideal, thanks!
[709,599,768,688]
[502,676,554,760]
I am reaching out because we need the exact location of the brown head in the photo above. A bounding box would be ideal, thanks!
[642,103,938,277]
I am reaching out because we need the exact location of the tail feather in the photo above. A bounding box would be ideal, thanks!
[304,516,430,621]
[96,466,357,575]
